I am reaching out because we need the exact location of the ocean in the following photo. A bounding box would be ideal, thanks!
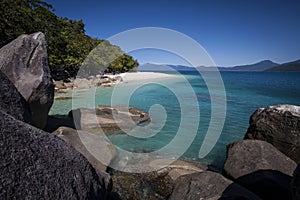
[50,71,300,169]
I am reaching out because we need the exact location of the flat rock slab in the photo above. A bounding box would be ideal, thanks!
[69,105,151,134]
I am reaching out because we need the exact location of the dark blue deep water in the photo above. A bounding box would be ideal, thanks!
[50,72,300,168]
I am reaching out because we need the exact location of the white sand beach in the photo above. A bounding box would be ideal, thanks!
[117,72,178,83]
[54,72,179,93]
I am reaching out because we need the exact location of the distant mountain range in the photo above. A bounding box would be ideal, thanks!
[218,60,279,71]
[266,60,300,72]
[138,59,300,72]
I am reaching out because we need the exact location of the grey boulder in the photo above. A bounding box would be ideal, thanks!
[0,111,111,199]
[110,159,206,200]
[224,140,296,199]
[169,171,261,200]
[245,105,300,163]
[0,32,54,129]
[0,70,31,123]
[52,126,117,172]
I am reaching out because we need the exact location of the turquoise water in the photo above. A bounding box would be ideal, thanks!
[50,72,300,168]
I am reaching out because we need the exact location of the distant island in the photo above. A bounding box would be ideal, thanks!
[139,59,300,72]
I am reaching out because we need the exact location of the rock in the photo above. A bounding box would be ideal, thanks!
[0,110,111,199]
[63,81,74,88]
[54,80,67,90]
[69,105,151,134]
[0,71,31,123]
[292,164,300,200]
[54,96,72,100]
[73,78,92,89]
[0,32,54,129]
[110,159,206,200]
[169,171,261,200]
[159,159,207,181]
[224,140,296,199]
[225,140,297,177]
[109,76,123,83]
[244,105,300,163]
[231,170,293,200]
[52,127,117,172]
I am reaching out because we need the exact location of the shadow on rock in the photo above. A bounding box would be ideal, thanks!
[222,169,292,200]
[44,114,76,132]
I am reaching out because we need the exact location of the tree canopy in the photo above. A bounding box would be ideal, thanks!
[0,0,139,80]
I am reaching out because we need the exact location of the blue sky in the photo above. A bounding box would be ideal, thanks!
[47,0,300,66]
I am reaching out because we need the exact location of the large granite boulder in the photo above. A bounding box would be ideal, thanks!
[224,140,296,199]
[52,127,117,172]
[245,105,300,163]
[69,105,150,133]
[110,159,206,200]
[225,140,296,177]
[0,71,31,123]
[292,164,300,200]
[0,110,111,199]
[169,171,261,200]
[0,32,54,129]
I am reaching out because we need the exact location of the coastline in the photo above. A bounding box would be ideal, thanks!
[54,71,179,93]
[2,21,300,198]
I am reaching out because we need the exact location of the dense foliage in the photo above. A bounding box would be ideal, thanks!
[0,0,138,80]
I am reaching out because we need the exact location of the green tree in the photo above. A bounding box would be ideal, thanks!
[0,0,139,80]
[106,54,139,74]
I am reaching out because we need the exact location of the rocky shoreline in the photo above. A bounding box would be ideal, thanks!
[54,75,123,92]
[53,71,178,94]
[1,33,300,199]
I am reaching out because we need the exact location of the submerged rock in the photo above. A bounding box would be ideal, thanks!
[0,32,54,129]
[52,126,117,172]
[169,171,261,200]
[69,105,151,133]
[224,140,296,199]
[0,111,111,199]
[109,159,206,200]
[245,104,300,163]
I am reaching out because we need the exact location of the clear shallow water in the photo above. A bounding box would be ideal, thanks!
[50,72,300,168]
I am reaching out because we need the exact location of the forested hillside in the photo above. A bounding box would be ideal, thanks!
[0,0,138,80]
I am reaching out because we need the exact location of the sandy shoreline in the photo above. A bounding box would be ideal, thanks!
[54,71,178,95]
[112,72,178,83]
